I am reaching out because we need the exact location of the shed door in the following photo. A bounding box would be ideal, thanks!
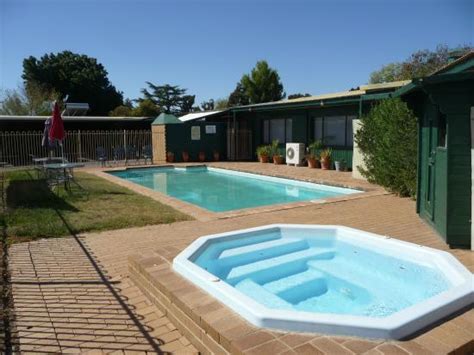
[424,111,437,219]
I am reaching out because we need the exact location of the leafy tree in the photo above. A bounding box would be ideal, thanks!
[109,99,160,117]
[241,60,285,104]
[355,98,418,197]
[228,82,250,107]
[214,98,229,110]
[22,51,123,115]
[288,93,311,100]
[109,105,133,117]
[140,82,195,115]
[0,83,58,115]
[369,44,472,83]
[133,99,160,117]
[200,99,215,111]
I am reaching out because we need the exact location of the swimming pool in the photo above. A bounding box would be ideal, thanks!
[108,166,359,212]
[173,225,473,339]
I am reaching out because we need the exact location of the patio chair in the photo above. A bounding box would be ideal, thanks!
[125,145,138,165]
[113,146,125,165]
[96,147,108,167]
[142,145,153,165]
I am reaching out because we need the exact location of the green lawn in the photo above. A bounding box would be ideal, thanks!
[3,170,191,243]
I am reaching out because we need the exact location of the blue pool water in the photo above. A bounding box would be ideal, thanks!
[109,166,358,212]
[192,228,450,317]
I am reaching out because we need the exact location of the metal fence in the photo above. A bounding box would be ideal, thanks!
[0,130,152,167]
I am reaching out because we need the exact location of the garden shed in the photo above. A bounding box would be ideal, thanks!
[398,51,474,249]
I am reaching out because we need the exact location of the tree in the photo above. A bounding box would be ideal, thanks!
[22,51,123,115]
[140,82,195,115]
[355,98,418,197]
[109,99,160,117]
[0,83,58,115]
[200,99,215,111]
[288,93,311,100]
[240,60,285,104]
[369,44,472,83]
[228,82,250,107]
[133,99,160,117]
[214,98,229,110]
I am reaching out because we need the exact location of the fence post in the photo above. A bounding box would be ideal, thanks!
[77,130,82,163]
[123,129,127,165]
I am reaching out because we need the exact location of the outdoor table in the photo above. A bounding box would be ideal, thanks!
[43,162,85,191]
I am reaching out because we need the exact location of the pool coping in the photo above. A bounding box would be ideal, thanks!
[128,244,474,355]
[173,224,474,340]
[89,164,387,222]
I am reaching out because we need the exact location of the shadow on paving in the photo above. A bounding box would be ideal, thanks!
[8,207,171,353]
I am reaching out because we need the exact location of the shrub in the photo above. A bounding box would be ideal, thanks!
[355,98,417,197]
[256,145,271,157]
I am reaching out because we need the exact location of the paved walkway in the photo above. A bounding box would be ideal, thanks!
[9,163,474,353]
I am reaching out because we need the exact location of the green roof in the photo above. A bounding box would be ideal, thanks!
[152,113,182,125]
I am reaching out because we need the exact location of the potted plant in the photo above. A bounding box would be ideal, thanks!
[182,151,189,162]
[166,151,174,163]
[271,140,284,164]
[198,151,206,162]
[256,145,270,163]
[213,150,220,161]
[334,159,346,172]
[306,140,323,169]
[320,148,332,170]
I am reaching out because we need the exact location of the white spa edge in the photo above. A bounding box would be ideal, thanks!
[173,224,473,340]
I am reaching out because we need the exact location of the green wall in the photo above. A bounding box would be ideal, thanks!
[165,121,227,162]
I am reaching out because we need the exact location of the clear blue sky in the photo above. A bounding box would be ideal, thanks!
[1,0,472,104]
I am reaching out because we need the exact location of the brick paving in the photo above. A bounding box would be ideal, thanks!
[8,163,474,354]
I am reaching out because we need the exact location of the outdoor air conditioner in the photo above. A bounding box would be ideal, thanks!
[286,143,305,166]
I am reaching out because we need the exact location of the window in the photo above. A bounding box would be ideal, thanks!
[285,119,293,142]
[346,116,355,147]
[263,120,270,143]
[312,115,355,147]
[314,117,323,141]
[324,116,346,146]
[271,119,285,142]
[263,118,293,143]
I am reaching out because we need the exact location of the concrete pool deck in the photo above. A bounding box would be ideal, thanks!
[9,163,473,354]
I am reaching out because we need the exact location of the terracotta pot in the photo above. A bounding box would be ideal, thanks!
[213,152,220,161]
[321,157,331,170]
[273,155,284,165]
[166,153,174,163]
[182,151,189,162]
[259,155,269,163]
[307,157,318,169]
[198,152,206,162]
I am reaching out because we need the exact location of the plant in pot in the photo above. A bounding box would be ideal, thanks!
[213,150,220,161]
[166,151,174,163]
[306,140,323,168]
[271,140,284,164]
[256,145,270,163]
[198,151,206,162]
[182,151,189,162]
[334,159,347,172]
[320,148,332,170]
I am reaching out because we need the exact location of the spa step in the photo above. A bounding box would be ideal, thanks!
[263,268,326,295]
[217,238,308,266]
[307,258,418,304]
[234,278,293,310]
[226,247,335,284]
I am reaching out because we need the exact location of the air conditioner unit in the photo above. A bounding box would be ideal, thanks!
[286,143,305,166]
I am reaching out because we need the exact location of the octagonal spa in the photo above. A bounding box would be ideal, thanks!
[173,224,473,339]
